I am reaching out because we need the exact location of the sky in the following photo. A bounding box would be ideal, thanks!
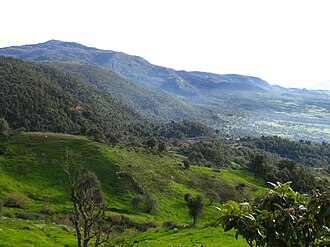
[1,0,330,90]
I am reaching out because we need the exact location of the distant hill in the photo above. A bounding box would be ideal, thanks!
[0,40,276,96]
[48,62,219,124]
[0,56,218,142]
[0,56,152,140]
[1,40,330,142]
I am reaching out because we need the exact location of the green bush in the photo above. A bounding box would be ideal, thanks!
[4,191,28,208]
[15,212,46,221]
[40,202,55,215]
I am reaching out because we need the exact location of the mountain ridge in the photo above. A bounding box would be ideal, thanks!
[1,40,330,142]
[0,40,280,94]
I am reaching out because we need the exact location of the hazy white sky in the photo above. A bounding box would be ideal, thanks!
[1,0,330,89]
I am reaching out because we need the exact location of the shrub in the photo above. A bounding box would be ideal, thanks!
[15,212,45,221]
[144,194,156,213]
[0,145,7,155]
[183,159,190,169]
[146,220,158,228]
[131,194,156,213]
[4,212,12,218]
[163,221,179,229]
[40,202,55,215]
[4,192,28,208]
[131,195,144,211]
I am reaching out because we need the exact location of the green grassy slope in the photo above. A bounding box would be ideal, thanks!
[0,133,266,246]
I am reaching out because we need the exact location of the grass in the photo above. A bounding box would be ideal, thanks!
[0,133,265,246]
[0,217,76,246]
[113,227,248,247]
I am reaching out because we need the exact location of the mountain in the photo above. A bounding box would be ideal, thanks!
[47,62,219,124]
[1,40,330,142]
[0,56,219,142]
[0,40,275,96]
[0,56,153,140]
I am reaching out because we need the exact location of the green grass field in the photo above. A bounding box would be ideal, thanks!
[0,133,263,246]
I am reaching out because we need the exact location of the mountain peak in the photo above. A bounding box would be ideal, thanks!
[37,40,92,50]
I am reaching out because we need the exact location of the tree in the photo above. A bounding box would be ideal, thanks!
[158,141,167,153]
[70,171,110,247]
[87,129,105,142]
[185,194,204,226]
[146,136,157,149]
[218,182,330,246]
[248,153,267,176]
[183,159,190,169]
[0,118,9,140]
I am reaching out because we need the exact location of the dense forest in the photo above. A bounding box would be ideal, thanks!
[180,139,329,193]
[49,62,219,124]
[0,56,217,144]
[241,135,330,168]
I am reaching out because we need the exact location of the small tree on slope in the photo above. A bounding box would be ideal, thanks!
[70,171,110,247]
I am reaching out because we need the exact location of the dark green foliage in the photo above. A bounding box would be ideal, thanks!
[0,56,219,144]
[131,194,156,213]
[144,194,156,213]
[181,138,328,193]
[108,214,157,232]
[247,154,267,176]
[0,56,152,141]
[185,194,204,226]
[246,154,325,193]
[15,212,46,221]
[180,140,248,168]
[131,195,144,211]
[183,159,190,170]
[158,141,167,153]
[219,182,330,246]
[155,120,217,139]
[87,128,105,142]
[146,136,157,149]
[242,135,330,168]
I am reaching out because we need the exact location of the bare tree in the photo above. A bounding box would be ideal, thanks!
[70,171,110,247]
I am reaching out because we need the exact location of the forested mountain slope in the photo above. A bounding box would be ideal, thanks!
[0,56,152,140]
[0,56,219,142]
[49,62,219,124]
[1,40,330,142]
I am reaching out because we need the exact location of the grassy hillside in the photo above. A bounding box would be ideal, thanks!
[0,133,266,246]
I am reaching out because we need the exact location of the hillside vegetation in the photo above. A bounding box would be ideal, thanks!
[1,40,330,141]
[49,62,219,124]
[0,133,267,246]
[0,56,152,141]
[0,40,329,246]
[0,56,218,144]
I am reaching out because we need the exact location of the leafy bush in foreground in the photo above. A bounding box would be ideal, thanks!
[218,182,330,246]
